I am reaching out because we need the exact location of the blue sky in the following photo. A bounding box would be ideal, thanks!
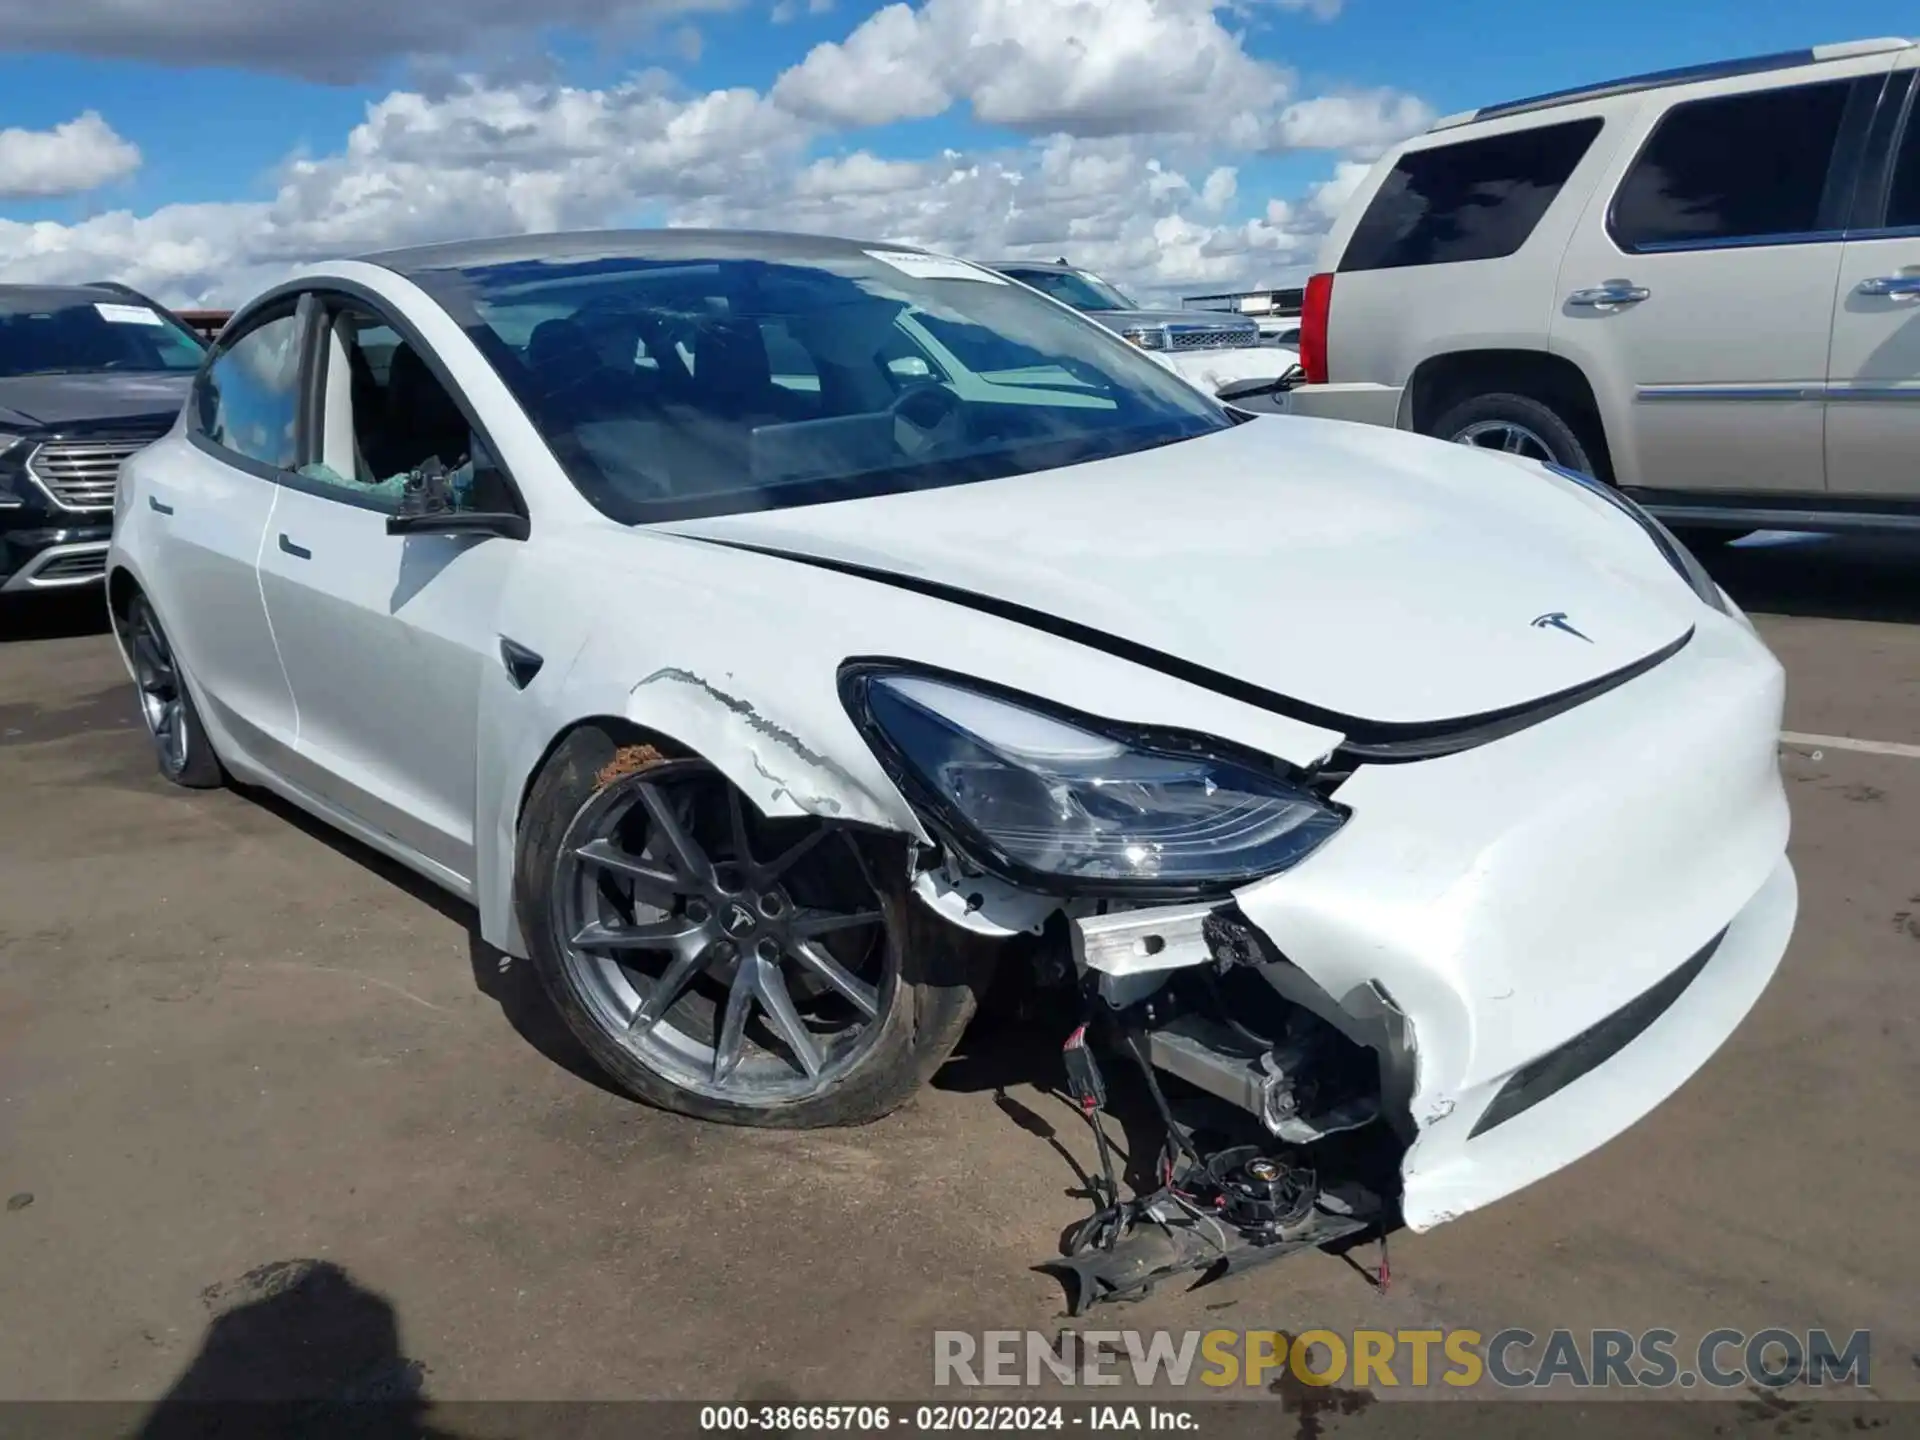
[0,0,1914,303]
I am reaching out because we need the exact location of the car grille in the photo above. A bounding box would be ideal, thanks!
[1167,326,1261,351]
[27,439,154,512]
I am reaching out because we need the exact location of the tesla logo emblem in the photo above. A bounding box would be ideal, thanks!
[1532,611,1593,643]
[724,904,757,937]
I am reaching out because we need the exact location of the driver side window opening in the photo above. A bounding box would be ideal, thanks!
[302,300,512,515]
[193,306,304,470]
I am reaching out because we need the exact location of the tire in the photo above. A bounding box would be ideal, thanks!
[125,592,224,789]
[514,725,994,1128]
[1431,391,1601,477]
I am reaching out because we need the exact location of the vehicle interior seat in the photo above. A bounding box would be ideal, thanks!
[525,317,657,418]
[380,343,472,477]
[690,319,789,424]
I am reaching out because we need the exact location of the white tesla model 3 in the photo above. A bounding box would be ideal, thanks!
[106,231,1795,1271]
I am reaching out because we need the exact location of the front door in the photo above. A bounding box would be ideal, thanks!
[256,301,521,889]
[1553,61,1896,494]
[142,304,306,769]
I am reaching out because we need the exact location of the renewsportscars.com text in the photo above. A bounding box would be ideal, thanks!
[933,1328,1873,1391]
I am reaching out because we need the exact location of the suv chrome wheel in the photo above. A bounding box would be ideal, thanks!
[1452,418,1556,461]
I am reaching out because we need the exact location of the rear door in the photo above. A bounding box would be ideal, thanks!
[255,292,527,889]
[140,301,306,770]
[1553,57,1898,494]
[1326,108,1614,399]
[1826,64,1920,498]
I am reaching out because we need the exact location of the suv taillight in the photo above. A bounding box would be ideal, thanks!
[1299,271,1333,385]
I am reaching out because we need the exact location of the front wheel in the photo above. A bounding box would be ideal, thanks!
[1432,391,1600,477]
[514,728,992,1127]
[125,593,223,789]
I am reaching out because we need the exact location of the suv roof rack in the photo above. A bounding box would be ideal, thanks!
[1429,36,1914,132]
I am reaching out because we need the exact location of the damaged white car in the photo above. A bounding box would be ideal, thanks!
[108,230,1796,1310]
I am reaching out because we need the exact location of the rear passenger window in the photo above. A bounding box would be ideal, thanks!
[194,310,303,470]
[1884,101,1920,230]
[1339,117,1603,272]
[1610,79,1853,251]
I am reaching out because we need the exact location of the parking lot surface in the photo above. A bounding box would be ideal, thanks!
[1,536,1917,1414]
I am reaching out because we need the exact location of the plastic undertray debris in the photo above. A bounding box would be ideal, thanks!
[1041,1194,1376,1315]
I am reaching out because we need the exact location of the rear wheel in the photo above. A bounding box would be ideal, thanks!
[1433,391,1600,477]
[515,728,992,1127]
[125,593,223,789]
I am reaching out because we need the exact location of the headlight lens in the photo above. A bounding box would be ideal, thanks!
[0,432,24,509]
[849,672,1346,894]
[1542,463,1729,614]
[1119,326,1167,350]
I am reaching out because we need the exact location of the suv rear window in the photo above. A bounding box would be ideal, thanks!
[1339,117,1603,272]
[1609,78,1854,251]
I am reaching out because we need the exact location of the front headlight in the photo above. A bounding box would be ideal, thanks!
[1542,463,1730,614]
[845,670,1347,896]
[0,432,24,509]
[1119,326,1167,350]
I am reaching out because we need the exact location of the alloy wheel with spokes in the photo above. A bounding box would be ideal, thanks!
[552,760,898,1108]
[124,594,221,788]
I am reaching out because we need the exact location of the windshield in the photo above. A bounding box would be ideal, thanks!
[410,248,1230,524]
[1003,268,1139,313]
[0,296,205,378]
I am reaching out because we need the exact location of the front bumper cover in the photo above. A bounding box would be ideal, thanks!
[1071,609,1795,1234]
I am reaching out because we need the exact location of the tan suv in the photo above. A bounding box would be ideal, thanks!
[1285,37,1920,538]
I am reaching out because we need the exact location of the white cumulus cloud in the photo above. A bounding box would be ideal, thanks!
[0,112,141,200]
[773,0,1292,138]
[0,0,1433,305]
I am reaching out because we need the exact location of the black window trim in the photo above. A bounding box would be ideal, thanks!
[185,294,312,484]
[1335,114,1607,274]
[1603,72,1889,256]
[1847,67,1920,235]
[212,277,532,526]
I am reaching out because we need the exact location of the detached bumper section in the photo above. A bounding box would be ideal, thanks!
[1074,854,1795,1242]
[1072,614,1797,1233]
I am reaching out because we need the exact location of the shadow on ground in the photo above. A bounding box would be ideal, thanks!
[134,1259,465,1440]
[230,780,629,1101]
[1703,533,1920,625]
[0,590,113,644]
[933,984,1176,1200]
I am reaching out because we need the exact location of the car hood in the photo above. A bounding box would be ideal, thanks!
[658,416,1701,727]
[0,372,192,430]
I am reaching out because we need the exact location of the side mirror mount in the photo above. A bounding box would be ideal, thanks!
[395,458,456,520]
[384,458,529,541]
